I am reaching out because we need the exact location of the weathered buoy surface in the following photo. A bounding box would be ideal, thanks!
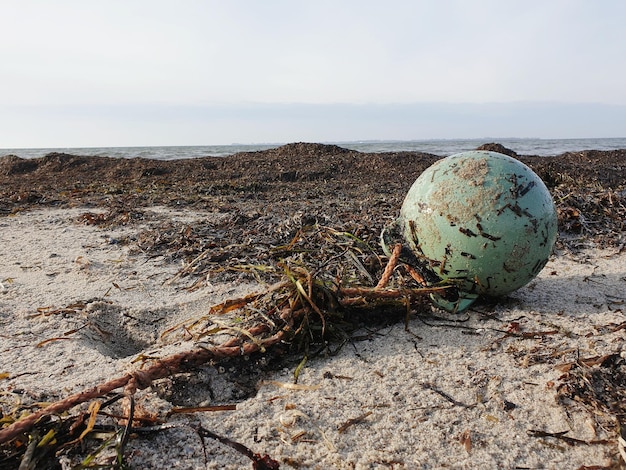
[383,150,558,312]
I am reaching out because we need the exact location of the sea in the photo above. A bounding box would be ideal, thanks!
[1,137,626,161]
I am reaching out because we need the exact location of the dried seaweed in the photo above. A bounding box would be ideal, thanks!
[337,411,372,434]
[196,426,280,469]
[553,186,626,250]
[527,429,610,447]
[0,223,443,468]
[555,353,626,465]
[2,145,625,250]
[557,354,626,426]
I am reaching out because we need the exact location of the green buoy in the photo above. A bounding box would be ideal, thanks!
[382,150,558,312]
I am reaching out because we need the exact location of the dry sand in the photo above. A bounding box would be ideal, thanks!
[1,206,625,469]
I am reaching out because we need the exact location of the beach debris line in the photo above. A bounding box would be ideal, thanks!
[381,151,558,313]
[0,224,447,466]
[1,145,624,252]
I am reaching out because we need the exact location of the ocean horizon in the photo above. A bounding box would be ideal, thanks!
[2,137,626,160]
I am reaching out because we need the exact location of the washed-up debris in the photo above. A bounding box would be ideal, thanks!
[0,224,442,467]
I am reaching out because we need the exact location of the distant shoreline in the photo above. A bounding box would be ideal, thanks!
[2,137,626,160]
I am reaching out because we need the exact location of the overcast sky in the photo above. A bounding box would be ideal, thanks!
[2,0,625,148]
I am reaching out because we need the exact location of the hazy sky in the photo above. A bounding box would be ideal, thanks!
[2,0,625,147]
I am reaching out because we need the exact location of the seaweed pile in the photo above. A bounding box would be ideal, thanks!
[1,143,625,251]
[0,220,446,468]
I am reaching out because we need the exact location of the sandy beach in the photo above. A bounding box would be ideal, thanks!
[1,144,625,469]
